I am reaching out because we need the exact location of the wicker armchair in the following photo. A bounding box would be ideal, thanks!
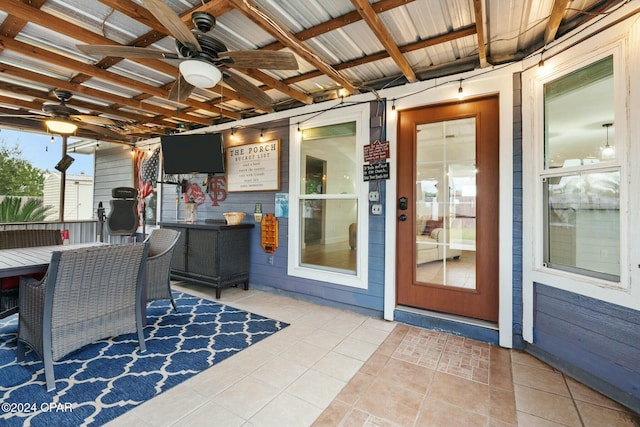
[144,228,181,311]
[0,229,63,249]
[17,242,149,391]
[0,229,63,314]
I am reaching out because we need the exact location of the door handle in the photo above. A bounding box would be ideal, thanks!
[398,214,407,221]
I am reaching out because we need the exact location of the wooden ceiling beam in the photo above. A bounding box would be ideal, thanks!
[351,0,416,83]
[545,0,571,44]
[240,69,313,105]
[101,0,310,110]
[473,0,488,68]
[1,0,261,114]
[282,25,477,85]
[0,0,47,38]
[261,0,415,50]
[226,0,358,94]
[0,82,161,126]
[0,115,128,143]
[0,64,213,127]
[2,46,238,125]
[0,95,43,112]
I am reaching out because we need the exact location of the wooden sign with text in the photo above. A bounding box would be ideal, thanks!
[226,139,280,192]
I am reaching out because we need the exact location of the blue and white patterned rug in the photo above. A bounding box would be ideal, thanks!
[0,291,288,427]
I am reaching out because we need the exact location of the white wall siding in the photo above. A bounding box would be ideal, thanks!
[93,146,135,238]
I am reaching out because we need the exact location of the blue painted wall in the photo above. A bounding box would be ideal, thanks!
[159,104,387,317]
[529,284,640,413]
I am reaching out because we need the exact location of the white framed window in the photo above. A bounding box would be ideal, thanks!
[541,55,620,283]
[288,103,370,289]
[524,40,630,297]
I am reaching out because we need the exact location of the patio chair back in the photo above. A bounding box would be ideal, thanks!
[0,229,62,249]
[17,242,149,391]
[145,228,181,311]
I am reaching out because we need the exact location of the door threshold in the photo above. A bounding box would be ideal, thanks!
[394,306,499,345]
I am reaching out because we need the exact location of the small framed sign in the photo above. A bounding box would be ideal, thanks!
[226,139,280,192]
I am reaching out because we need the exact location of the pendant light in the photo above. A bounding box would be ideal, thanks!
[601,123,614,160]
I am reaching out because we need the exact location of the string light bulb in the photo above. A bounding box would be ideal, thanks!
[457,80,464,100]
[259,129,265,142]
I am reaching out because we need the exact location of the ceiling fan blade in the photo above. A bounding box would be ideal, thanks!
[141,0,201,52]
[71,115,116,126]
[168,76,196,102]
[80,123,131,142]
[222,72,274,112]
[221,51,298,70]
[0,113,41,118]
[77,45,179,59]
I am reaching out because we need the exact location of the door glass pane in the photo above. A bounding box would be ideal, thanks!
[415,118,476,289]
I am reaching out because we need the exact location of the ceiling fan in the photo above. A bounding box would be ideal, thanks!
[76,0,299,111]
[0,89,131,142]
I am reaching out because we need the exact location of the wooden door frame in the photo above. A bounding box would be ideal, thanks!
[395,95,500,322]
[382,75,514,348]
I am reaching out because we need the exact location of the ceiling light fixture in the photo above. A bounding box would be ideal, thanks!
[179,59,222,88]
[601,123,615,160]
[45,119,77,135]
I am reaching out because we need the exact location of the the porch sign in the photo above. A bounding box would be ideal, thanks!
[226,139,280,192]
[363,140,390,181]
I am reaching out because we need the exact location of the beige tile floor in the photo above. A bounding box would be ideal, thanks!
[107,282,640,427]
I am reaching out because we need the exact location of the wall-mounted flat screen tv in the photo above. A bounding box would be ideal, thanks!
[160,133,224,174]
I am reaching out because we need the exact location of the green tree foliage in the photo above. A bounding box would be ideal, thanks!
[0,141,45,196]
[0,197,52,222]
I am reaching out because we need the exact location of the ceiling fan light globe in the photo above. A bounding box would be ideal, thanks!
[179,60,222,88]
[46,119,77,134]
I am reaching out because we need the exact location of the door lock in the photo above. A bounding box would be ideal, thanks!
[398,214,407,221]
[398,197,408,210]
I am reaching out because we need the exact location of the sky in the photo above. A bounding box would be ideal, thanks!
[0,128,94,175]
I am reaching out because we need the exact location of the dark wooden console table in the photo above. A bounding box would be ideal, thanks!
[159,221,254,298]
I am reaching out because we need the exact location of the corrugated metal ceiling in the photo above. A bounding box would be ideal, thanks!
[0,0,628,143]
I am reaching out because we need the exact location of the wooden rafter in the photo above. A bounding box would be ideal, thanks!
[351,0,416,83]
[545,0,571,44]
[225,0,358,94]
[268,0,414,52]
[281,25,478,86]
[0,0,260,116]
[473,0,488,68]
[100,0,311,106]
